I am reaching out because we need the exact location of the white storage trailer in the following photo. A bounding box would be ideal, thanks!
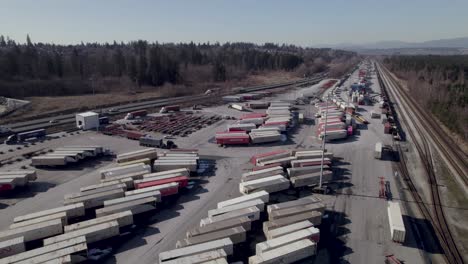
[176,226,246,248]
[255,227,319,255]
[13,203,85,223]
[161,249,228,264]
[200,207,260,226]
[217,191,269,209]
[0,219,63,243]
[375,142,383,159]
[187,217,252,238]
[76,111,99,130]
[249,131,282,144]
[10,212,68,229]
[208,199,265,217]
[0,237,25,258]
[263,211,323,234]
[388,201,406,243]
[265,220,314,240]
[249,239,316,264]
[269,202,326,221]
[0,236,87,264]
[43,221,120,245]
[290,171,334,187]
[241,166,284,182]
[159,238,233,263]
[64,211,133,232]
[267,196,322,214]
[100,163,151,179]
[31,156,71,166]
[239,175,290,194]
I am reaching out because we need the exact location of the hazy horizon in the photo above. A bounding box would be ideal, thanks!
[1,0,468,46]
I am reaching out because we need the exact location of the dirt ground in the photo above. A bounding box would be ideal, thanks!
[2,71,300,124]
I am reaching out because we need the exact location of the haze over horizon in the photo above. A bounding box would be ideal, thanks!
[1,0,468,46]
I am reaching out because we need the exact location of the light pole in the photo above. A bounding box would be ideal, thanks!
[319,92,330,189]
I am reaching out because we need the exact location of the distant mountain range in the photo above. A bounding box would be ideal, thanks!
[319,37,468,55]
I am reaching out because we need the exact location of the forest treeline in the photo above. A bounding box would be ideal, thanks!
[384,55,468,139]
[0,35,357,98]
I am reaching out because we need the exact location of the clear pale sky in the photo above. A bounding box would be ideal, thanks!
[1,0,467,46]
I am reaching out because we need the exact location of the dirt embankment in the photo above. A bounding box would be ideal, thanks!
[1,71,300,124]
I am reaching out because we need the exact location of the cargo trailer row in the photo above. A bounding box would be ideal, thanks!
[246,196,323,264]
[31,145,106,167]
[0,170,37,192]
[159,191,271,263]
[0,166,199,262]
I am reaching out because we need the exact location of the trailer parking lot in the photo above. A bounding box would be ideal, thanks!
[0,67,433,263]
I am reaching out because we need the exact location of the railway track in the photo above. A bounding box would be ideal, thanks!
[5,77,322,134]
[377,62,465,264]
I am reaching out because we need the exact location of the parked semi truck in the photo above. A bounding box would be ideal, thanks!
[4,129,46,144]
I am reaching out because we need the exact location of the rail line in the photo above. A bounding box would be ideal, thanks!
[5,77,322,133]
[377,62,464,264]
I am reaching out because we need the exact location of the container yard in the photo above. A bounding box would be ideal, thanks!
[0,62,434,264]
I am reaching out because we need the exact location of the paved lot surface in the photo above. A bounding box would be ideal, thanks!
[0,72,433,263]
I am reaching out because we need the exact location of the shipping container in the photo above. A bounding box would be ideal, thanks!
[388,201,406,243]
[217,191,269,209]
[269,203,325,221]
[159,238,233,263]
[208,199,265,217]
[238,118,264,125]
[161,249,228,264]
[0,219,63,243]
[187,217,252,238]
[127,182,179,197]
[160,105,180,113]
[153,160,198,172]
[200,207,260,226]
[318,129,347,141]
[255,228,319,254]
[265,220,314,240]
[63,188,124,209]
[135,176,188,189]
[0,237,25,258]
[249,239,316,264]
[100,163,151,179]
[290,171,333,187]
[126,110,148,119]
[240,175,290,194]
[267,196,322,214]
[64,211,133,232]
[95,197,156,217]
[229,104,245,111]
[263,211,323,234]
[227,123,256,132]
[0,236,87,264]
[242,166,284,182]
[291,158,331,168]
[222,96,242,102]
[215,134,250,145]
[44,221,120,246]
[31,156,71,166]
[246,102,270,109]
[249,131,282,144]
[177,226,246,248]
[287,166,331,177]
[375,142,383,159]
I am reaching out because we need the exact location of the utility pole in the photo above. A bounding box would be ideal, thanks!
[319,93,329,189]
